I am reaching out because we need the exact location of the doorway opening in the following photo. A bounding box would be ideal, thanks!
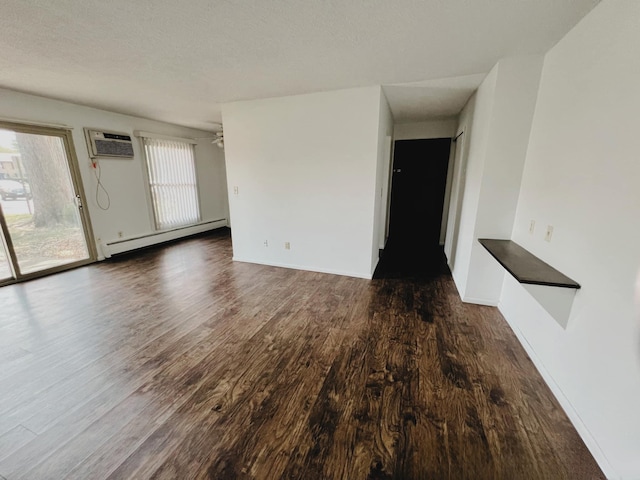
[0,122,96,286]
[374,138,452,278]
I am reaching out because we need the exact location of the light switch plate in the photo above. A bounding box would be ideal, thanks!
[545,225,554,242]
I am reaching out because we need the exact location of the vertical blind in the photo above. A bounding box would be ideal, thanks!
[142,137,200,230]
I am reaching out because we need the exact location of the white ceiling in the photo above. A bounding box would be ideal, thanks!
[383,74,488,123]
[0,0,599,131]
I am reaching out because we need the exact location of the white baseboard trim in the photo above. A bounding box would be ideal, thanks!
[448,265,499,307]
[498,302,618,480]
[232,256,373,280]
[461,296,499,307]
[101,219,227,258]
[450,269,465,299]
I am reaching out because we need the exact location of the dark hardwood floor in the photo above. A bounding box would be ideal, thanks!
[0,229,604,479]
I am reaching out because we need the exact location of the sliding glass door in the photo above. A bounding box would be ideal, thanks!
[0,122,95,284]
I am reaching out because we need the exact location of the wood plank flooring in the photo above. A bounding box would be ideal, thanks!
[0,228,604,479]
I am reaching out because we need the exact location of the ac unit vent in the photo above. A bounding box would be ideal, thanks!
[85,129,134,158]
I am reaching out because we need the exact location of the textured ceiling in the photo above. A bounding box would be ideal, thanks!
[0,0,599,130]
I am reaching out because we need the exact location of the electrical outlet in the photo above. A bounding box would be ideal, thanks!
[529,220,535,235]
[233,186,239,195]
[284,242,290,250]
[264,240,268,247]
[545,225,554,242]
[118,231,123,238]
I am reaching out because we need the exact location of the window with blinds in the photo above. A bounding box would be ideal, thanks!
[142,136,201,230]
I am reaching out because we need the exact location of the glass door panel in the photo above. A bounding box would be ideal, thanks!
[0,126,92,278]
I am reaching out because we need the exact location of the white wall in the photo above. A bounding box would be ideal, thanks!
[447,67,498,297]
[0,89,229,258]
[463,56,544,304]
[446,56,543,304]
[222,87,383,279]
[393,118,457,140]
[499,2,640,478]
[373,90,394,258]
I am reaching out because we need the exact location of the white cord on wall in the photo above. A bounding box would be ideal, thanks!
[92,159,111,210]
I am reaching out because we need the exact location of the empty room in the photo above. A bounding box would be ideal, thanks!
[0,0,638,478]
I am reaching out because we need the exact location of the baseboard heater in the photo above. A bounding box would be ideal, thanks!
[100,219,227,259]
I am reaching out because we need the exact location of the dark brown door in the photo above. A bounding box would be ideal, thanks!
[388,138,451,251]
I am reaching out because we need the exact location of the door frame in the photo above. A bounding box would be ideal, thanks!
[0,121,97,286]
[444,131,467,270]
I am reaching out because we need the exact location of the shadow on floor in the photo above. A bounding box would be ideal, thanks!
[373,239,450,280]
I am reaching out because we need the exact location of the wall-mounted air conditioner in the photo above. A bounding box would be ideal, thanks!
[84,128,135,158]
